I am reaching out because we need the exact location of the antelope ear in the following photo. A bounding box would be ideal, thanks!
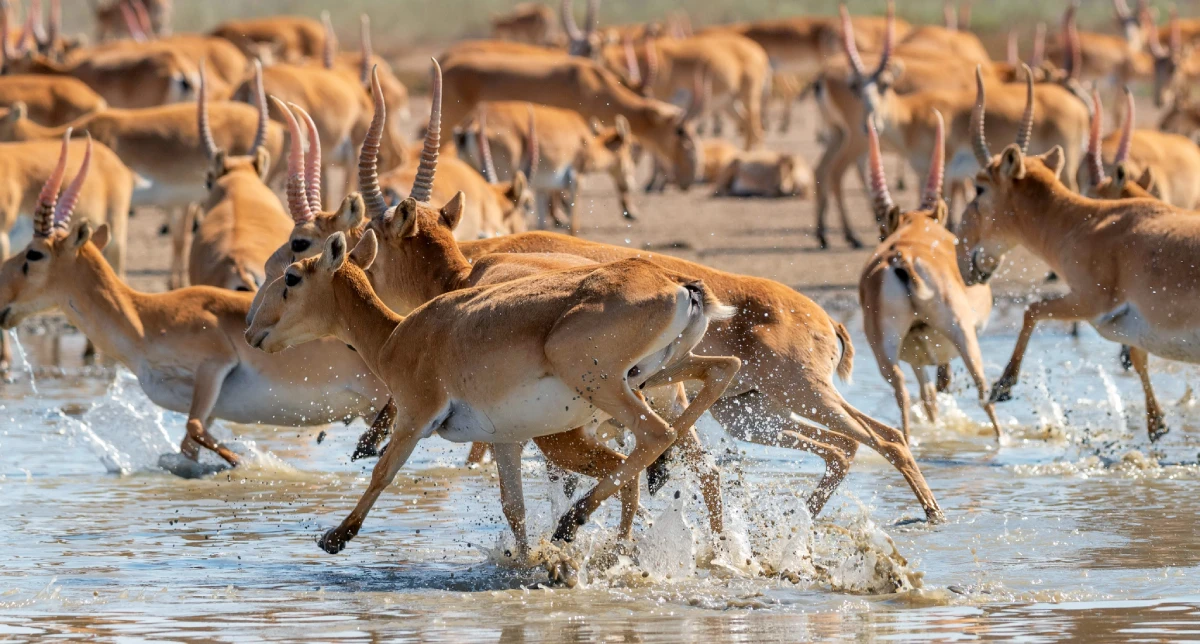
[90,223,111,251]
[999,144,1026,180]
[1114,162,1131,188]
[1038,146,1066,180]
[320,232,348,273]
[589,117,604,136]
[615,115,631,141]
[394,197,420,237]
[932,200,949,225]
[349,228,377,270]
[1136,167,1161,196]
[883,205,903,239]
[9,101,26,122]
[253,146,271,179]
[440,191,465,230]
[509,172,527,201]
[70,221,92,249]
[335,193,366,229]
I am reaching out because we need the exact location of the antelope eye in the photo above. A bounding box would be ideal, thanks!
[284,273,301,288]
[290,239,311,253]
[25,250,44,261]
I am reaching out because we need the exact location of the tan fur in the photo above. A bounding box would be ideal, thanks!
[0,75,106,125]
[209,16,326,64]
[703,139,812,198]
[706,15,912,78]
[71,35,248,100]
[7,47,196,108]
[491,3,560,45]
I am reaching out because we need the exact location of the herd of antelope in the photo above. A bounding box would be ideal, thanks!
[3,0,1200,583]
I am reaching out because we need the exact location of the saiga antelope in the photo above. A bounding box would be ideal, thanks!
[958,84,1200,443]
[1148,9,1200,108]
[491,2,560,46]
[1076,88,1200,209]
[93,0,171,41]
[5,44,196,108]
[0,74,106,125]
[209,15,325,64]
[0,135,392,470]
[456,102,638,234]
[1081,89,1158,202]
[703,138,813,199]
[187,85,292,292]
[1044,2,1151,93]
[859,112,1000,440]
[437,51,702,190]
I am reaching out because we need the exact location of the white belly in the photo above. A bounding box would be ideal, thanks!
[1093,303,1200,363]
[434,375,598,443]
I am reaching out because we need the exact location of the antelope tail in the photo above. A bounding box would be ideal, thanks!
[833,321,855,383]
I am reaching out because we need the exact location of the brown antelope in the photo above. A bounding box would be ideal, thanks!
[559,0,600,58]
[209,15,325,65]
[456,101,637,234]
[0,134,392,471]
[5,44,196,108]
[606,31,770,150]
[438,51,701,190]
[0,74,105,124]
[701,138,813,199]
[187,83,292,292]
[859,112,1000,440]
[957,80,1200,443]
[331,15,410,122]
[1078,88,1200,209]
[1148,9,1200,109]
[1045,1,1151,92]
[93,0,171,41]
[1082,89,1158,202]
[491,2,560,45]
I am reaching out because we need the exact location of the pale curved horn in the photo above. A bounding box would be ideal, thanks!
[33,127,71,237]
[584,0,599,38]
[47,0,59,46]
[131,0,152,37]
[525,104,539,178]
[476,106,497,184]
[1006,29,1019,66]
[1032,22,1046,67]
[1170,7,1182,56]
[1146,6,1166,57]
[838,4,867,77]
[53,134,91,230]
[1016,64,1034,153]
[622,33,641,86]
[119,1,145,43]
[270,96,312,223]
[866,120,895,219]
[943,1,957,31]
[197,62,217,159]
[1086,88,1106,186]
[959,2,972,29]
[971,65,992,166]
[561,0,582,42]
[1115,86,1134,163]
[250,60,267,151]
[921,110,946,209]
[872,1,894,78]
[1064,5,1082,80]
[321,11,336,70]
[289,102,322,213]
[1113,0,1132,20]
[359,65,387,218]
[359,14,372,86]
[410,58,441,204]
[29,0,44,46]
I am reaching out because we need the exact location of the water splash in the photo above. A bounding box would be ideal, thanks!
[1096,363,1128,436]
[9,330,38,394]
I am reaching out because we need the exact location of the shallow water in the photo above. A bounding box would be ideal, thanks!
[3,309,1200,642]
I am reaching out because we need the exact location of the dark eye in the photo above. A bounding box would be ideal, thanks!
[284,273,301,287]
[291,239,311,253]
[26,250,44,261]
[975,185,987,197]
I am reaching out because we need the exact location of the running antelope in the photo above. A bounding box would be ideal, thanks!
[455,101,637,234]
[859,112,1000,440]
[957,81,1200,443]
[0,74,106,125]
[438,51,701,189]
[187,86,292,292]
[0,134,391,471]
[1077,88,1200,209]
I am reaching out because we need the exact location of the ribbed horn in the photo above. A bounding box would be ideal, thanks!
[410,58,441,204]
[971,65,992,166]
[34,128,71,237]
[321,11,336,70]
[476,106,497,184]
[53,134,91,230]
[838,4,867,77]
[1064,4,1082,80]
[584,0,599,38]
[359,65,387,219]
[866,120,895,220]
[872,1,894,77]
[197,62,217,159]
[1170,7,1182,56]
[959,2,972,29]
[271,97,312,223]
[1006,30,1019,66]
[29,0,44,46]
[1113,0,1132,20]
[922,110,946,209]
[1146,7,1166,58]
[525,104,539,178]
[944,2,957,31]
[119,1,145,43]
[1016,64,1034,153]
[131,0,152,38]
[47,0,58,46]
[622,33,641,86]
[1116,87,1134,163]
[561,0,582,42]
[358,14,372,86]
[250,60,267,151]
[290,102,322,213]
[1032,22,1046,67]
[1086,88,1106,186]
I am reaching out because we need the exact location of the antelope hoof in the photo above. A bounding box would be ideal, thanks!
[844,233,864,249]
[1119,346,1133,372]
[351,442,380,461]
[926,507,948,524]
[157,452,230,479]
[816,235,830,251]
[318,527,352,554]
[622,209,638,221]
[989,378,1015,403]
[1148,417,1170,443]
[646,449,674,496]
[551,505,588,543]
[544,544,580,587]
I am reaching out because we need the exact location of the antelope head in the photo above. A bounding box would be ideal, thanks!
[246,229,379,353]
[200,61,271,190]
[562,0,601,58]
[838,2,895,131]
[1113,0,1149,48]
[1083,87,1160,200]
[0,129,108,330]
[1147,6,1187,108]
[957,64,1061,286]
[866,107,948,241]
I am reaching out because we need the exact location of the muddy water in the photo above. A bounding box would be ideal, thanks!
[2,307,1200,642]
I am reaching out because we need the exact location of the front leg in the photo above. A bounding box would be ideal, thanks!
[351,398,397,461]
[991,294,1099,403]
[182,359,240,466]
[320,403,443,554]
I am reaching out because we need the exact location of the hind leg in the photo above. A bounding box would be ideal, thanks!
[1128,346,1168,442]
[913,365,938,426]
[534,429,639,540]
